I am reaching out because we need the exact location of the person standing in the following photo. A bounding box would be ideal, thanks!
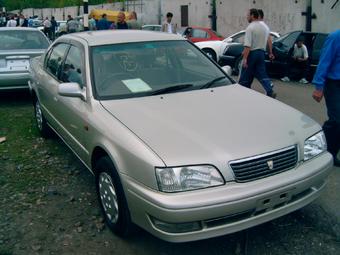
[127,11,141,29]
[281,37,309,84]
[43,17,52,38]
[6,16,17,27]
[50,16,57,40]
[162,12,177,34]
[312,29,340,167]
[66,15,79,33]
[239,9,276,98]
[96,14,110,30]
[116,12,128,29]
[88,14,97,31]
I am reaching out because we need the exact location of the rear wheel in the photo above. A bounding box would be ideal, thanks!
[95,156,133,237]
[203,49,217,61]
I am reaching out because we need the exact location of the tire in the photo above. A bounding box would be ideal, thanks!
[233,56,243,76]
[34,100,51,138]
[203,49,217,61]
[95,156,133,237]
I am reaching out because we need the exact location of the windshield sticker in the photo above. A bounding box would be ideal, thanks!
[122,78,152,93]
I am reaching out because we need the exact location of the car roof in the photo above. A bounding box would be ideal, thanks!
[63,30,185,46]
[0,27,43,32]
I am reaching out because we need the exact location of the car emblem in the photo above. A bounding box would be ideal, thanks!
[267,160,274,170]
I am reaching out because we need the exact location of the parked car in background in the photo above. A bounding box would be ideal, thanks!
[196,30,280,62]
[0,27,50,90]
[181,26,224,43]
[265,30,328,81]
[29,30,332,243]
[219,30,327,78]
[141,24,162,32]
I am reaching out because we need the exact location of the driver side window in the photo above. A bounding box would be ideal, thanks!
[45,43,69,79]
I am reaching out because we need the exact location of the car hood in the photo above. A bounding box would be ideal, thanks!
[100,85,320,166]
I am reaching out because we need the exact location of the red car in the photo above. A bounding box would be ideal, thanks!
[182,26,224,43]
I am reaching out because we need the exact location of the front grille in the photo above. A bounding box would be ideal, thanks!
[229,146,298,182]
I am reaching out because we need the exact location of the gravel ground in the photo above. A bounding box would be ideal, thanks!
[0,80,339,255]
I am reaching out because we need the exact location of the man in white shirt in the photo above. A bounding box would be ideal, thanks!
[239,8,276,98]
[6,16,17,27]
[281,37,309,84]
[161,12,177,34]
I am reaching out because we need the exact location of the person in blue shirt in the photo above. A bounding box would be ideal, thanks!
[97,14,110,30]
[312,29,340,167]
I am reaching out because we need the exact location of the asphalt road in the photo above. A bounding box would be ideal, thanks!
[0,79,339,255]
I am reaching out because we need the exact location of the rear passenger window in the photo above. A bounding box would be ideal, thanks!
[46,43,69,78]
[192,29,208,38]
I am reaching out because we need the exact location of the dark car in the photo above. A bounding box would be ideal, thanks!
[219,31,328,79]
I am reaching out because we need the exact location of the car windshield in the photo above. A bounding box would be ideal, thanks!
[91,40,233,99]
[0,30,49,50]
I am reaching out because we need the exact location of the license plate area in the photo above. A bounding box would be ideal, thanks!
[7,59,30,71]
[255,189,294,213]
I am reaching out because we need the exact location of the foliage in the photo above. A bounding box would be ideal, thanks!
[2,0,125,11]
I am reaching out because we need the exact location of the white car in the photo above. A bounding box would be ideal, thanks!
[196,30,280,62]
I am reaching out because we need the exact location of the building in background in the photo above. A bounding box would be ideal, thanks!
[8,0,340,37]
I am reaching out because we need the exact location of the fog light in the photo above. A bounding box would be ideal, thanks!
[151,217,202,233]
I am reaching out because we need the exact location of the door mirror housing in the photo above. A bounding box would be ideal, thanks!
[58,82,86,101]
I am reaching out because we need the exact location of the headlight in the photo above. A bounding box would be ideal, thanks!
[155,165,224,193]
[304,131,327,161]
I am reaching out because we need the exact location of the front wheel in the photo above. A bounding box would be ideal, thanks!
[203,49,217,61]
[95,156,133,237]
[34,100,51,138]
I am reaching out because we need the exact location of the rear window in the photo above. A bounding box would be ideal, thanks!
[0,30,49,50]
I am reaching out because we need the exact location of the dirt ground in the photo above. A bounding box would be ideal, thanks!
[0,81,339,255]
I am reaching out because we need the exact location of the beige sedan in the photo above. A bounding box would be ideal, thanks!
[29,30,332,242]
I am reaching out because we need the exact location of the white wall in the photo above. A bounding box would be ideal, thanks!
[162,0,212,28]
[216,0,307,37]
[312,0,340,33]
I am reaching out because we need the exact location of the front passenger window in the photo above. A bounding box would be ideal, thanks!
[60,46,85,87]
[46,43,69,78]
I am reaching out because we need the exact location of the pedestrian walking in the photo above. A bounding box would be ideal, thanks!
[239,8,276,98]
[6,16,17,27]
[162,12,177,34]
[116,12,128,30]
[312,29,340,167]
[127,11,141,29]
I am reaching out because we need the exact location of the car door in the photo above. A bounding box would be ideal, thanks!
[190,28,209,43]
[38,43,70,128]
[267,31,302,76]
[53,43,89,160]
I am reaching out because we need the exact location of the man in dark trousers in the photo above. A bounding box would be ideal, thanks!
[239,9,276,98]
[312,29,340,167]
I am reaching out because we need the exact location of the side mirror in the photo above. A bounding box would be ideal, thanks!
[221,65,232,76]
[225,38,233,43]
[58,82,86,101]
[273,41,283,48]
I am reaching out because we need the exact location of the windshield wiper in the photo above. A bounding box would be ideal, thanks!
[151,84,194,96]
[200,76,227,89]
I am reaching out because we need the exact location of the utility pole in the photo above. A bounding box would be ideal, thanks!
[209,0,217,31]
[301,0,316,31]
[83,0,89,31]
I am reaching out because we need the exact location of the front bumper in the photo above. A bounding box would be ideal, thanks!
[0,72,30,89]
[123,152,333,242]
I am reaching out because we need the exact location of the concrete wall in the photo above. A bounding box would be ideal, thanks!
[162,0,212,28]
[216,0,307,37]
[12,0,340,35]
[312,0,340,33]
